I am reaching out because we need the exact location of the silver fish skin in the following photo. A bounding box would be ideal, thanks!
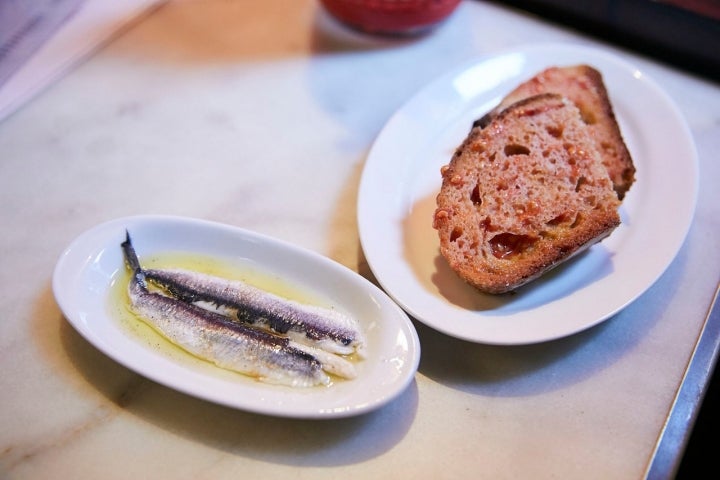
[121,234,332,388]
[143,267,367,358]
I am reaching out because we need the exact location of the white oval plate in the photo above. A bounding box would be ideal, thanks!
[357,43,698,345]
[53,215,420,418]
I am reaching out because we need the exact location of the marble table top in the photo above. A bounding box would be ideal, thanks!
[1,1,718,478]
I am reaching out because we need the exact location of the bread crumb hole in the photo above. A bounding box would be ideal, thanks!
[470,184,482,205]
[504,144,531,156]
[575,176,587,192]
[546,125,563,138]
[471,142,485,153]
[490,233,538,259]
[480,217,497,232]
[450,227,463,242]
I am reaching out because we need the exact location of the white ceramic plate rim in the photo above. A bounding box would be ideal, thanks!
[357,43,698,345]
[53,215,420,418]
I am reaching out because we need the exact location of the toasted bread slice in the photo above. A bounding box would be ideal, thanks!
[433,94,621,294]
[475,65,635,200]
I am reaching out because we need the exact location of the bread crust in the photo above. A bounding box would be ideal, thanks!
[433,93,621,294]
[476,65,635,200]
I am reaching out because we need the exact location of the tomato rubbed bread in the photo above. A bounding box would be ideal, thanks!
[433,93,623,294]
[475,65,635,200]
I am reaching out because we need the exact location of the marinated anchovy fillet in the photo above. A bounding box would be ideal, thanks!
[121,233,356,387]
[143,267,367,358]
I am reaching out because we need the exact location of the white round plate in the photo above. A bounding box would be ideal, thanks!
[357,43,698,345]
[53,215,420,418]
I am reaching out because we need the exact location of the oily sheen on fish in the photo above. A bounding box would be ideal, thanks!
[143,267,366,358]
[121,233,356,387]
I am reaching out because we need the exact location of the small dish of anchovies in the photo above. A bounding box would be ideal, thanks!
[53,215,420,418]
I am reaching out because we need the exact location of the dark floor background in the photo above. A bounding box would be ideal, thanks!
[675,362,719,477]
[492,0,720,81]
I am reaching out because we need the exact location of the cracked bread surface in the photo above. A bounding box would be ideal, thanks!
[433,93,621,294]
[476,65,635,200]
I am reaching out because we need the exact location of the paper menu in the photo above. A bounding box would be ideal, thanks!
[0,0,163,122]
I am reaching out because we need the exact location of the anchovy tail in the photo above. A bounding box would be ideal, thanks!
[121,231,148,292]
